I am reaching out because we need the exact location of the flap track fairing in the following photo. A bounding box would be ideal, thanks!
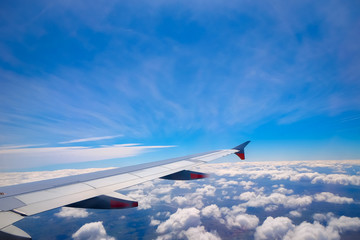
[161,170,208,180]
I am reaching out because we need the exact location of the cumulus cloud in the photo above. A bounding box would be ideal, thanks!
[156,208,201,235]
[311,174,360,186]
[155,208,220,240]
[127,187,171,210]
[215,178,239,188]
[55,207,90,218]
[150,217,161,226]
[328,216,360,233]
[239,181,255,190]
[72,221,115,240]
[237,192,312,209]
[201,203,258,230]
[313,212,335,222]
[151,185,174,195]
[172,193,205,209]
[225,213,259,230]
[169,183,219,209]
[195,185,216,196]
[289,210,302,218]
[283,221,340,240]
[255,217,295,240]
[255,215,360,240]
[201,204,222,219]
[173,181,194,189]
[273,187,294,195]
[264,205,279,212]
[179,226,221,240]
[314,192,354,204]
[198,161,360,187]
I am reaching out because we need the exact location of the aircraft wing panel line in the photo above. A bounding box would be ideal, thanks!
[0,211,24,229]
[84,173,139,189]
[15,183,95,205]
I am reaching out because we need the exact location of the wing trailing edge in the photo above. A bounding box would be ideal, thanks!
[66,192,138,209]
[161,170,208,180]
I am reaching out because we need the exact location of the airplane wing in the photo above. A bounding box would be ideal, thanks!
[0,141,250,239]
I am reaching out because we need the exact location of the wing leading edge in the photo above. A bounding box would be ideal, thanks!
[0,141,250,239]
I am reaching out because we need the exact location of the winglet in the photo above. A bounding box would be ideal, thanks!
[233,141,250,160]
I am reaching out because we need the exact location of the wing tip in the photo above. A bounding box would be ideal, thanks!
[232,141,251,151]
[233,141,251,160]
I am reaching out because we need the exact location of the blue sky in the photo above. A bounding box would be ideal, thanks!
[0,0,360,170]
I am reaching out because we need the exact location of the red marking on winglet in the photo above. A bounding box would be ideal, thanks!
[236,152,245,160]
[110,200,130,208]
[110,200,138,208]
[190,173,208,179]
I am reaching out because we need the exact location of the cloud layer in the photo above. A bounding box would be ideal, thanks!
[3,160,360,239]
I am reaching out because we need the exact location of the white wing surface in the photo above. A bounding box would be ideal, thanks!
[0,141,250,239]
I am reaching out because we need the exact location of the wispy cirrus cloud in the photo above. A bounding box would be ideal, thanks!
[59,134,123,144]
[0,143,174,170]
[0,0,359,156]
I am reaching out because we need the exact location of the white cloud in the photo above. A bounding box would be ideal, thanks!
[151,185,174,195]
[198,161,360,187]
[150,217,161,226]
[239,181,255,190]
[127,188,163,210]
[59,134,123,144]
[311,174,360,186]
[195,185,216,196]
[215,178,238,188]
[179,226,221,240]
[273,187,294,195]
[225,213,259,230]
[255,216,295,240]
[328,216,360,233]
[255,215,360,240]
[0,167,113,187]
[156,208,201,235]
[55,207,89,218]
[314,192,354,204]
[201,204,221,219]
[72,221,115,240]
[173,181,194,189]
[155,208,221,240]
[237,192,312,209]
[283,221,340,240]
[264,205,278,212]
[289,210,302,218]
[313,213,335,222]
[237,191,256,201]
[0,143,173,170]
[172,193,205,209]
